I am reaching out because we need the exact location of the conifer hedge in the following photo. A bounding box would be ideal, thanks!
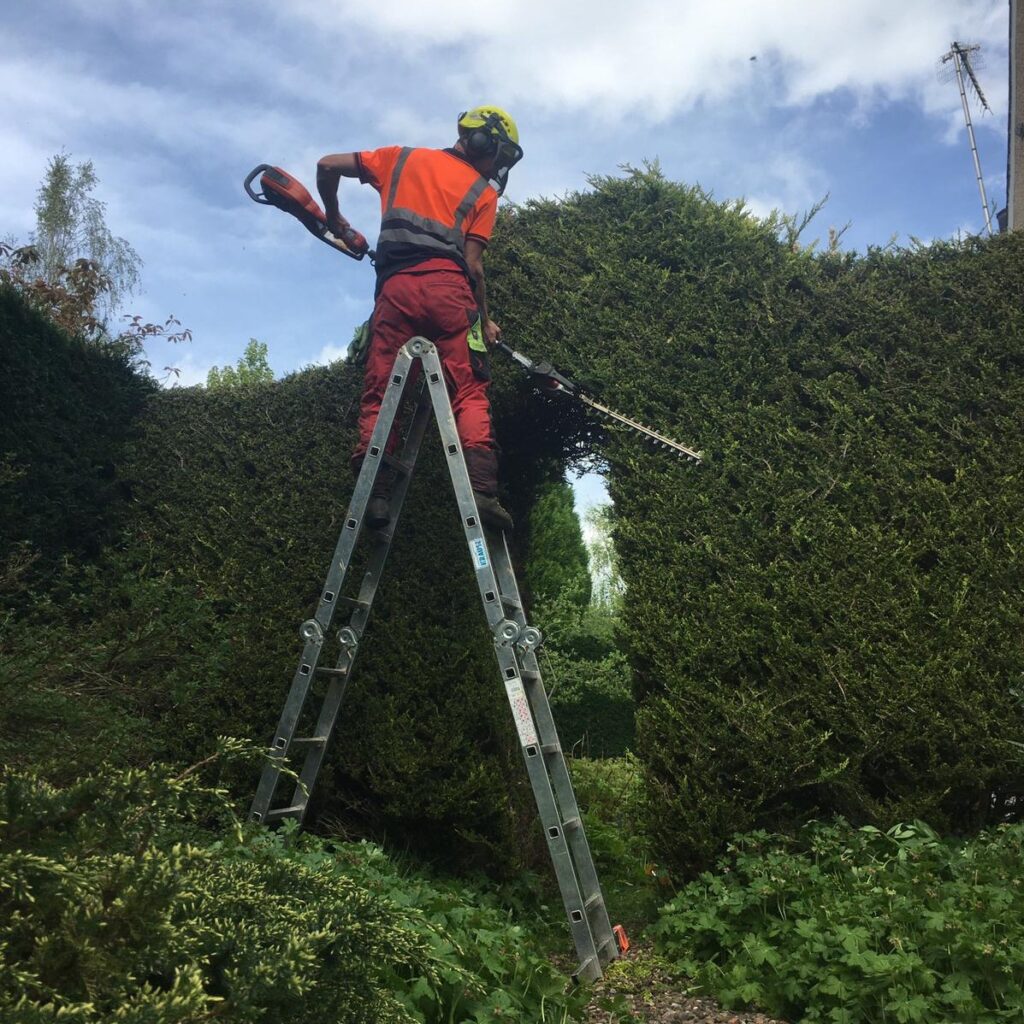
[488,167,1024,870]
[0,285,546,872]
[0,285,151,583]
[8,164,1024,879]
[99,361,540,871]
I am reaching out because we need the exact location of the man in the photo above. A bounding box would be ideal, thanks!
[316,106,523,532]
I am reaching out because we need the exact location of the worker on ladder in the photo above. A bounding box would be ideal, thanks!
[316,106,524,533]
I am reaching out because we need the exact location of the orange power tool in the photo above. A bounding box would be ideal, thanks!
[244,164,374,261]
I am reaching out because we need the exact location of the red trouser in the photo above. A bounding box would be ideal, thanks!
[352,267,498,493]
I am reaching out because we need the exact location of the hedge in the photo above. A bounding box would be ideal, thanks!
[487,166,1024,870]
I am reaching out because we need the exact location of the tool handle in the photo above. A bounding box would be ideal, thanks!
[339,226,370,256]
[244,163,373,261]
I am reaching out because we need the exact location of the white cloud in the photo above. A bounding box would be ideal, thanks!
[314,343,349,366]
[159,350,211,389]
[327,0,1007,124]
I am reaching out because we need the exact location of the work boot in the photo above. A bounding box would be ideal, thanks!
[366,465,395,529]
[463,448,512,532]
[474,492,514,533]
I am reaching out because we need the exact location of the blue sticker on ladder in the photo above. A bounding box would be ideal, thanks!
[470,537,489,569]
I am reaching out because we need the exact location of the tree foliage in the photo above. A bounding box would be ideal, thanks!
[207,338,275,389]
[525,477,591,605]
[31,152,141,323]
[584,502,624,612]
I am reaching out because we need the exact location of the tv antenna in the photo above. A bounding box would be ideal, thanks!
[939,41,993,236]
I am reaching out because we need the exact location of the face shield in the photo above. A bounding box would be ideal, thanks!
[490,136,524,196]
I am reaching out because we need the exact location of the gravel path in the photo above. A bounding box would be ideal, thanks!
[577,941,790,1024]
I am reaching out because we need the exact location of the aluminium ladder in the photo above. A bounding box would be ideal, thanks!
[250,336,619,981]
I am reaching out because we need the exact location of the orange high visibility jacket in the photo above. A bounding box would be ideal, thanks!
[357,146,498,290]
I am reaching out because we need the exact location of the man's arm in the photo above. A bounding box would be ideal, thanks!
[316,153,361,237]
[465,237,501,346]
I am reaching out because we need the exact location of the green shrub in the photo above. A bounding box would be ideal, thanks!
[536,590,634,757]
[652,819,1024,1023]
[525,478,591,606]
[0,749,586,1023]
[0,745,429,1023]
[568,755,661,930]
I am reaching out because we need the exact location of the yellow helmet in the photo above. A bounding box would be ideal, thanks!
[457,106,523,194]
[458,105,519,145]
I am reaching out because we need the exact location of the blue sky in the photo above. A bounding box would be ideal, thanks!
[1,1,1013,516]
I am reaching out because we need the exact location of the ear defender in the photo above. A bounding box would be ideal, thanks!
[466,128,498,156]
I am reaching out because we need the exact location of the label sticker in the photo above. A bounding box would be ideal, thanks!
[470,536,489,569]
[505,677,539,747]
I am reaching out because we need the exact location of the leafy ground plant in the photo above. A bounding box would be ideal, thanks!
[652,819,1024,1023]
[0,742,585,1023]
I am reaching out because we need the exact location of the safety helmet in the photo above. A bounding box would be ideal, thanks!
[458,106,520,146]
[457,105,523,194]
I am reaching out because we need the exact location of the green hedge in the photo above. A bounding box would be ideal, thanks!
[0,285,151,588]
[487,167,1024,870]
[93,365,538,870]
[0,285,548,871]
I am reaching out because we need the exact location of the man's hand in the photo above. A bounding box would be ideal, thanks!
[484,318,502,347]
[326,212,351,237]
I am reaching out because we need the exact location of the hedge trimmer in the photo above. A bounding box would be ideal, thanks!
[245,163,703,464]
[244,164,374,260]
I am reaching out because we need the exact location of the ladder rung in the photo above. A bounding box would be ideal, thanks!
[562,816,581,832]
[597,937,616,956]
[541,742,560,755]
[264,804,305,823]
[290,735,327,746]
[315,666,348,677]
[338,597,370,610]
[520,669,541,682]
[499,593,522,610]
[585,892,604,911]
[572,957,597,982]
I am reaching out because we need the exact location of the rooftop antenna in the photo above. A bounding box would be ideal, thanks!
[939,41,994,236]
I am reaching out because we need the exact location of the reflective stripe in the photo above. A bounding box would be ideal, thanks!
[453,176,489,233]
[386,147,413,210]
[381,207,464,247]
[377,149,488,261]
[378,226,462,258]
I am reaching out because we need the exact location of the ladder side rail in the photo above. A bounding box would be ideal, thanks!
[289,389,434,810]
[493,643,603,982]
[414,336,602,980]
[490,532,619,964]
[312,347,418,633]
[417,339,508,637]
[250,348,418,822]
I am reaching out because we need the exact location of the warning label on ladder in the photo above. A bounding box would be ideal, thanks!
[469,537,489,569]
[504,677,539,747]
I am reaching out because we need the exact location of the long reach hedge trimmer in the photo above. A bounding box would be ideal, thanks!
[245,163,703,464]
